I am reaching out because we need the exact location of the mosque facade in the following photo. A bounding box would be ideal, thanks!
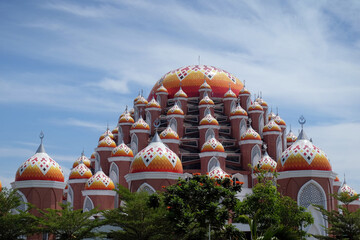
[3,65,359,239]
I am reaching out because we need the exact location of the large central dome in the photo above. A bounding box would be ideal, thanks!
[148,65,243,99]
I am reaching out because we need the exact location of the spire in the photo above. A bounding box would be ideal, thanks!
[151,132,162,143]
[36,131,46,153]
[297,116,308,140]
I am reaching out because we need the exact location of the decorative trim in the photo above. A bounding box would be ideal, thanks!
[223,97,237,101]
[297,179,327,210]
[263,131,281,136]
[156,92,168,96]
[130,129,150,134]
[199,89,212,92]
[174,97,188,101]
[125,172,183,182]
[277,170,336,179]
[11,180,66,189]
[68,179,88,184]
[248,110,263,114]
[118,122,133,126]
[229,115,247,120]
[166,114,184,119]
[134,103,146,107]
[198,125,220,130]
[95,147,114,151]
[82,190,116,196]
[145,107,161,112]
[162,139,180,144]
[108,156,133,162]
[198,105,214,109]
[239,93,250,96]
[199,152,227,158]
[239,140,262,145]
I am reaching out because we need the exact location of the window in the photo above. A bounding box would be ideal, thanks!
[276,135,282,162]
[169,118,177,132]
[230,100,236,112]
[205,129,215,141]
[258,114,264,137]
[137,183,156,194]
[83,196,94,212]
[208,157,220,172]
[146,111,151,132]
[67,185,74,208]
[251,145,261,166]
[239,119,246,138]
[131,133,138,156]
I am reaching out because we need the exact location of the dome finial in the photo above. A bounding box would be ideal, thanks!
[344,173,346,185]
[198,55,200,65]
[297,116,308,140]
[125,105,128,113]
[153,118,160,133]
[276,107,279,116]
[260,91,262,99]
[228,83,231,90]
[243,80,246,87]
[298,115,306,130]
[36,131,46,153]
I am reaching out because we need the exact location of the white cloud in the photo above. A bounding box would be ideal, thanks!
[52,118,105,132]
[88,78,130,94]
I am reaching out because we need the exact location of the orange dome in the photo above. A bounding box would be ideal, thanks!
[286,130,297,144]
[277,130,331,172]
[199,95,214,105]
[112,126,118,135]
[174,87,188,98]
[339,183,357,197]
[131,117,150,130]
[119,112,135,124]
[224,86,237,98]
[146,98,161,109]
[133,93,141,103]
[230,103,248,117]
[97,135,116,148]
[85,171,115,190]
[72,153,91,168]
[256,98,268,107]
[240,126,261,141]
[255,152,277,171]
[274,115,286,127]
[239,87,250,95]
[248,101,263,112]
[99,129,114,141]
[90,152,96,162]
[160,126,179,140]
[208,166,231,179]
[199,114,219,126]
[201,138,225,153]
[167,103,184,115]
[130,134,183,174]
[199,79,212,90]
[69,163,92,180]
[263,120,281,133]
[148,65,243,99]
[15,151,64,182]
[135,96,148,105]
[111,143,134,157]
[156,84,168,94]
[268,112,276,121]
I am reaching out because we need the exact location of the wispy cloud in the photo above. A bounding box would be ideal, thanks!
[52,118,105,132]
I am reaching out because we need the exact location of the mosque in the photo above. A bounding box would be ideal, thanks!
[2,65,359,239]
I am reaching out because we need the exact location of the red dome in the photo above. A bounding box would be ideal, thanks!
[148,65,243,99]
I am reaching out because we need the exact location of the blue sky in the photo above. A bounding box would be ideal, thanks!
[0,0,359,190]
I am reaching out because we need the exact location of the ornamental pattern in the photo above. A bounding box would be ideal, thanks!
[73,155,91,168]
[208,166,230,179]
[274,115,286,126]
[241,127,261,141]
[167,104,184,115]
[340,184,357,197]
[135,96,148,105]
[160,127,179,140]
[86,171,114,190]
[98,135,116,148]
[263,120,281,132]
[199,96,214,105]
[119,113,135,123]
[111,143,134,157]
[131,118,150,130]
[99,129,114,141]
[69,163,92,179]
[286,131,297,143]
[174,88,188,98]
[257,155,277,170]
[200,114,219,125]
[201,138,225,152]
[137,142,179,168]
[224,89,236,98]
[248,102,263,111]
[147,98,161,108]
[230,105,247,116]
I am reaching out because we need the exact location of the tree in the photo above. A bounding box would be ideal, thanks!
[0,188,39,240]
[314,193,360,240]
[162,174,243,240]
[103,185,172,240]
[38,203,103,240]
[236,169,313,239]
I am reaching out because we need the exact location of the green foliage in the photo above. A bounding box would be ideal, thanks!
[38,203,102,240]
[162,175,243,240]
[314,193,360,240]
[236,168,313,239]
[103,185,172,240]
[0,188,39,240]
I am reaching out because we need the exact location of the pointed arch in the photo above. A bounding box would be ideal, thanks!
[230,100,236,112]
[146,111,152,132]
[204,107,211,116]
[205,128,215,141]
[67,185,74,208]
[131,133,138,156]
[276,135,283,162]
[239,119,247,139]
[176,99,182,108]
[83,196,94,212]
[134,106,139,121]
[13,191,28,213]
[246,98,251,111]
[169,118,177,132]
[251,145,261,166]
[109,162,119,208]
[156,95,161,106]
[94,152,101,172]
[258,114,264,137]
[207,157,220,172]
[118,127,123,143]
[137,183,156,194]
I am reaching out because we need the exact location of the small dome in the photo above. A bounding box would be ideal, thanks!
[135,96,148,105]
[224,87,236,98]
[268,112,276,121]
[255,151,277,171]
[90,152,96,162]
[199,95,214,105]
[199,79,211,90]
[340,183,357,197]
[248,101,263,112]
[174,87,188,98]
[160,126,179,140]
[133,93,141,103]
[240,126,261,141]
[99,129,114,141]
[111,126,118,135]
[208,166,231,179]
[130,134,183,173]
[131,117,150,130]
[277,129,331,172]
[156,84,168,94]
[69,163,92,180]
[199,114,219,126]
[274,115,286,127]
[286,130,297,144]
[334,176,340,182]
[167,104,184,115]
[230,103,248,117]
[256,98,268,107]
[72,153,91,168]
[111,143,134,157]
[263,120,281,133]
[15,144,64,182]
[118,112,135,124]
[146,98,161,109]
[239,87,250,95]
[201,138,225,153]
[85,171,115,190]
[97,135,117,148]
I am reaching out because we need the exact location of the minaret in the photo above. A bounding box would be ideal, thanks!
[155,84,169,114]
[166,102,185,138]
[118,107,135,144]
[229,101,248,141]
[145,98,161,135]
[129,117,150,154]
[262,119,282,161]
[95,128,116,175]
[198,92,215,118]
[198,77,212,99]
[173,83,188,115]
[247,98,264,136]
[198,112,220,151]
[160,125,180,156]
[199,137,227,175]
[238,80,251,111]
[223,83,237,117]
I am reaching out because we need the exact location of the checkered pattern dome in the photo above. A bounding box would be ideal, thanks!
[174,87,188,98]
[111,143,134,157]
[248,101,263,112]
[97,135,116,148]
[69,163,92,179]
[199,114,219,126]
[201,138,225,153]
[72,154,91,168]
[240,126,261,141]
[167,104,184,115]
[131,117,150,130]
[146,98,161,108]
[263,120,281,133]
[85,171,115,190]
[160,126,180,140]
[99,129,114,141]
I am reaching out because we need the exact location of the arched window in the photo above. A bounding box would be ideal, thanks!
[137,183,156,194]
[83,196,94,212]
[109,163,119,208]
[276,135,283,162]
[169,118,177,132]
[251,145,261,166]
[131,134,138,156]
[146,111,151,132]
[118,127,123,143]
[258,114,264,137]
[204,107,211,117]
[176,100,182,108]
[134,107,139,121]
[94,152,100,172]
[205,128,215,141]
[246,98,251,111]
[67,185,74,208]
[157,95,161,106]
[14,191,28,213]
[207,157,220,172]
[239,119,246,138]
[230,100,236,112]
